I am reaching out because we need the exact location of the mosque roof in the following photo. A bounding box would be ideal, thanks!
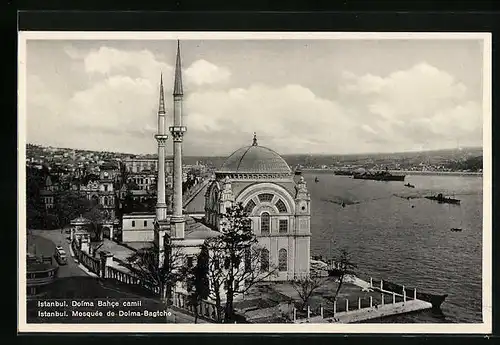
[184,216,220,239]
[218,134,292,175]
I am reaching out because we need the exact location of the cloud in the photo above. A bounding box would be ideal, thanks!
[183,83,361,155]
[82,46,173,84]
[185,59,231,86]
[27,44,483,156]
[337,62,482,151]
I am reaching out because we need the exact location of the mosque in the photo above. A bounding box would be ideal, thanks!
[134,41,311,281]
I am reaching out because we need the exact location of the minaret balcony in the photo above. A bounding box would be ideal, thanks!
[155,134,169,140]
[169,126,187,133]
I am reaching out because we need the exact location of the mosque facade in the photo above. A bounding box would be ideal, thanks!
[148,41,311,282]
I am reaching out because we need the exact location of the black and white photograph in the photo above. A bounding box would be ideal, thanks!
[18,32,491,333]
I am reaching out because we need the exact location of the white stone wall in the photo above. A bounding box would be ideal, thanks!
[122,215,155,242]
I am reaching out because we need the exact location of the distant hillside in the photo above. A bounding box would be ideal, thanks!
[27,143,482,171]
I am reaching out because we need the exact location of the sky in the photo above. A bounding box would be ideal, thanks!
[24,37,485,156]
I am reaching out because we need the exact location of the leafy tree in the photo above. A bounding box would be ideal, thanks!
[186,245,210,323]
[126,236,185,305]
[53,190,88,229]
[84,204,107,242]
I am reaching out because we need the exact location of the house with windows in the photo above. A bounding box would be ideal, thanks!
[122,212,156,242]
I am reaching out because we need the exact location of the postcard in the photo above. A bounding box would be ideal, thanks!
[18,31,492,333]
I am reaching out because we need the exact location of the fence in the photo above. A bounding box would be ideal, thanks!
[293,277,419,323]
[71,238,218,322]
[72,239,101,275]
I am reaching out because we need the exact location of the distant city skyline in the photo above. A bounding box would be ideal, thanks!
[23,35,486,156]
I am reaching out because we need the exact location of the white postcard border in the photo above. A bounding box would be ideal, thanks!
[17,31,493,334]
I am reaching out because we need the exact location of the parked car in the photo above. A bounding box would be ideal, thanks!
[54,246,67,265]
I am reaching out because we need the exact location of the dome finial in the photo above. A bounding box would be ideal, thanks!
[252,132,258,146]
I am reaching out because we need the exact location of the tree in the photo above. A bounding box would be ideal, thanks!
[203,237,226,322]
[207,202,279,323]
[332,248,357,300]
[186,244,210,323]
[84,204,107,242]
[53,190,88,230]
[324,248,357,315]
[291,276,327,311]
[126,236,185,305]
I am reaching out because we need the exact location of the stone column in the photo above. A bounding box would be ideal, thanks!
[392,292,396,304]
[80,237,89,254]
[381,294,384,305]
[99,251,114,278]
[414,288,417,300]
[358,297,361,309]
[370,296,373,307]
[370,277,373,288]
[333,300,337,314]
[307,305,311,318]
[346,299,349,312]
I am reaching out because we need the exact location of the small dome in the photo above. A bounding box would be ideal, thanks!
[70,215,91,225]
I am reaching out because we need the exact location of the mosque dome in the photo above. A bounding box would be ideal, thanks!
[218,134,292,174]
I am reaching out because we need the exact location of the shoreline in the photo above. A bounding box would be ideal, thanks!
[303,168,482,177]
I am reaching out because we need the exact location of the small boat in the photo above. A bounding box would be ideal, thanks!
[404,183,415,188]
[315,177,319,183]
[425,193,461,205]
[450,228,462,232]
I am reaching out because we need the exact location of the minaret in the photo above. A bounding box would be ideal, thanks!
[155,73,168,220]
[169,40,187,239]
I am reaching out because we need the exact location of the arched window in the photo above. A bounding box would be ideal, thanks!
[260,248,270,272]
[261,212,270,234]
[275,199,287,213]
[244,199,256,215]
[278,248,287,271]
[258,193,274,203]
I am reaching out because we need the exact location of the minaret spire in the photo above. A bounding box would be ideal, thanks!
[170,40,187,239]
[154,73,168,221]
[173,40,183,96]
[158,72,165,114]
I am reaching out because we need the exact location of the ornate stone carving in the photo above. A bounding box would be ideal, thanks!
[154,134,169,146]
[170,126,187,142]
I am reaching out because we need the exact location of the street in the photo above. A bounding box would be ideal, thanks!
[28,229,87,278]
[27,229,208,323]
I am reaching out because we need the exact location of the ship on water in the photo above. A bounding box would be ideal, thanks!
[352,168,405,182]
[425,193,461,205]
[334,169,354,176]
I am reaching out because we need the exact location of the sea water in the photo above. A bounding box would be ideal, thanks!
[305,172,483,323]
